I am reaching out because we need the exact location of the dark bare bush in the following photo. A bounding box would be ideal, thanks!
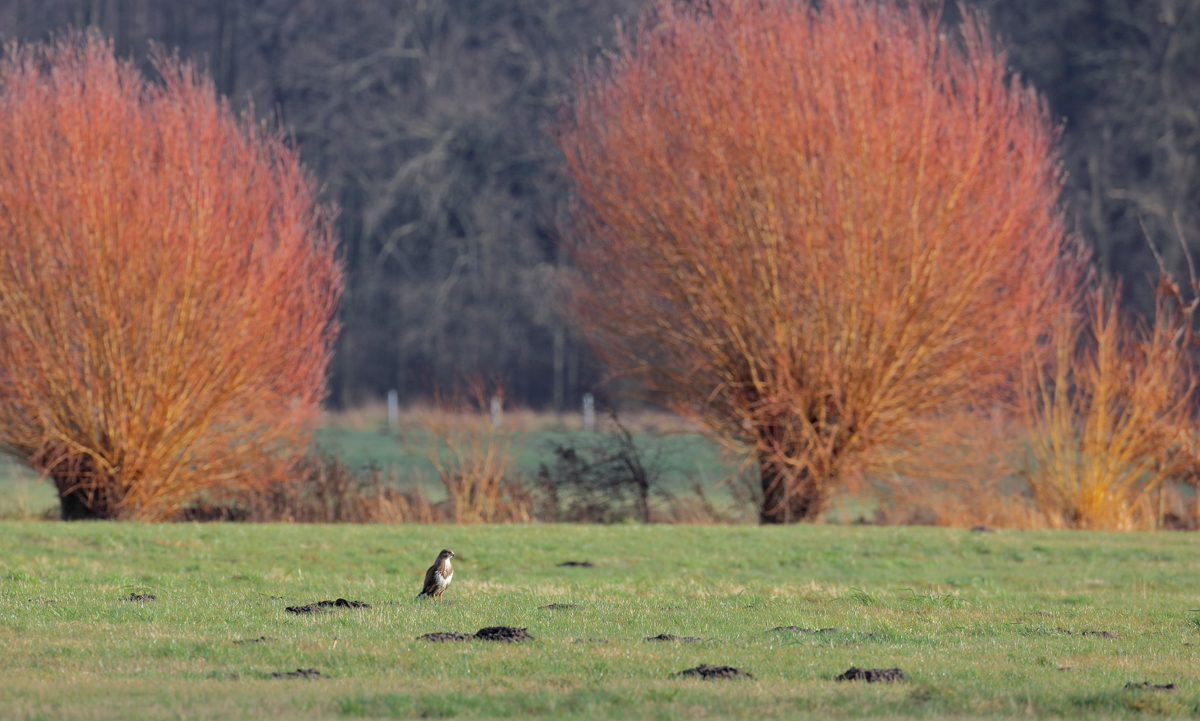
[536,416,667,523]
[536,414,752,523]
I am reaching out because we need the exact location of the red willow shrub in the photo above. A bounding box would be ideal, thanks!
[1018,279,1200,530]
[556,0,1084,522]
[0,35,342,520]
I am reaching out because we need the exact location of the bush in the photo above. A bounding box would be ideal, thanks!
[0,35,341,520]
[1018,280,1200,529]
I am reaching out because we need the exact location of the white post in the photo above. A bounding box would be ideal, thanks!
[387,389,398,431]
[490,396,503,429]
[582,393,595,432]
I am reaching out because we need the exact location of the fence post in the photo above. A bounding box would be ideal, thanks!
[583,393,595,432]
[387,389,398,431]
[490,396,503,429]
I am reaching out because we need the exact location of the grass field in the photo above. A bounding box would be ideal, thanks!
[2,522,1198,719]
[311,423,743,502]
[0,414,749,522]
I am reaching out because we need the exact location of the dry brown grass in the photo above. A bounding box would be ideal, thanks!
[411,388,533,524]
[178,454,443,523]
[855,409,1044,528]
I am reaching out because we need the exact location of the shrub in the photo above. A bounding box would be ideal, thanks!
[536,415,666,523]
[556,0,1083,522]
[0,35,341,520]
[1018,280,1199,529]
[415,387,531,523]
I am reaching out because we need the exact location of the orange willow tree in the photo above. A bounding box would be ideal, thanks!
[556,0,1083,522]
[0,36,342,520]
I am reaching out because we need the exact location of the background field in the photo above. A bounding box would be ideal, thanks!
[314,412,743,502]
[0,410,749,522]
[1,522,1198,719]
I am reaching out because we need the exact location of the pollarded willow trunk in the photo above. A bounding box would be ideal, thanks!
[758,454,829,524]
[49,456,120,519]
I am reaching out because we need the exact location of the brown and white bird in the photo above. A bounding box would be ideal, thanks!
[417,549,455,600]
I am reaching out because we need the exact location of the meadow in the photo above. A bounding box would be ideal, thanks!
[1,521,1198,719]
[312,410,742,503]
[0,411,746,522]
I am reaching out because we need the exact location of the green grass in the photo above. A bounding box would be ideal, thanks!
[0,458,56,519]
[2,522,1198,719]
[312,425,742,501]
[0,425,743,521]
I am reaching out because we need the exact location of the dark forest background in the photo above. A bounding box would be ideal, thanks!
[2,0,1199,409]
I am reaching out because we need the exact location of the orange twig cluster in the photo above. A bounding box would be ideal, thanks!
[1019,270,1200,529]
[416,383,531,523]
[557,0,1082,522]
[0,35,342,520]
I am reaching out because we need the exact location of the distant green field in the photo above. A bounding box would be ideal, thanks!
[0,458,55,519]
[1,522,1198,719]
[0,424,745,520]
[312,425,744,502]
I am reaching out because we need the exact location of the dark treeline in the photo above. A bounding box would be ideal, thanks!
[2,0,1199,408]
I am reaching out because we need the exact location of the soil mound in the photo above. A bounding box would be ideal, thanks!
[475,626,534,642]
[672,664,753,680]
[418,632,474,642]
[1081,630,1116,638]
[271,668,325,679]
[126,593,156,602]
[645,633,701,642]
[1125,682,1176,691]
[770,626,836,633]
[557,561,594,567]
[285,598,371,614]
[540,603,580,610]
[835,667,907,682]
[233,636,269,645]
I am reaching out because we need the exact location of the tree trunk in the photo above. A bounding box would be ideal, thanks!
[50,456,117,519]
[758,454,825,523]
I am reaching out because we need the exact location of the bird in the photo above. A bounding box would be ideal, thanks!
[417,548,455,600]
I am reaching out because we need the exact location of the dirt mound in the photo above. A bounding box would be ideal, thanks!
[1125,682,1176,691]
[770,626,836,633]
[540,603,580,610]
[475,626,535,642]
[557,560,594,567]
[671,664,753,680]
[233,636,269,645]
[835,667,907,682]
[285,598,371,614]
[645,633,701,642]
[271,668,325,679]
[418,632,474,642]
[1081,630,1117,638]
[126,593,156,602]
